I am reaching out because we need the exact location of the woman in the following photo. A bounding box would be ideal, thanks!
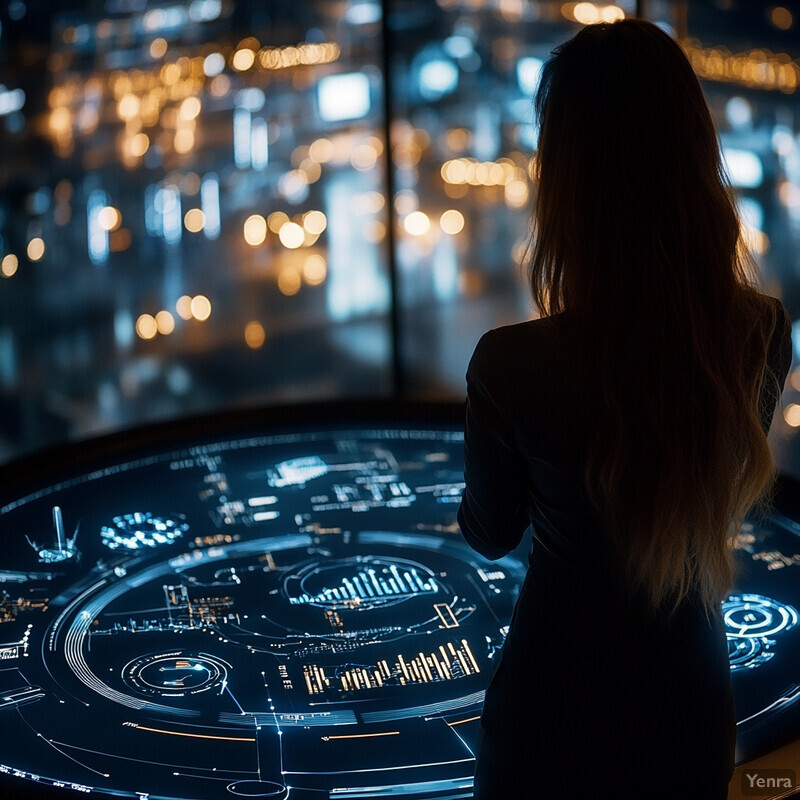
[458,19,793,800]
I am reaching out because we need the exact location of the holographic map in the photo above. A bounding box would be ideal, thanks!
[0,423,798,798]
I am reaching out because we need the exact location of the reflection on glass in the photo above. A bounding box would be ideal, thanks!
[0,1,393,460]
[0,1,798,477]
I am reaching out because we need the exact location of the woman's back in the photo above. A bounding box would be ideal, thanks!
[459,296,792,799]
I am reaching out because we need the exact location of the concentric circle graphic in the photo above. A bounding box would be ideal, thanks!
[723,593,799,672]
[123,653,228,697]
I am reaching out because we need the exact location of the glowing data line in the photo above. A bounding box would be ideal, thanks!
[135,725,255,742]
[283,757,475,776]
[737,686,800,726]
[447,716,481,726]
[14,708,110,779]
[445,724,475,759]
[223,680,247,715]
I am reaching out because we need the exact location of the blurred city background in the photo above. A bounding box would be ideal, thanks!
[1,0,800,478]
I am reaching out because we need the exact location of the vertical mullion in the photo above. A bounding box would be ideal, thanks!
[379,0,405,398]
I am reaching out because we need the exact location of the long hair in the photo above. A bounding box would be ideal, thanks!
[529,19,779,615]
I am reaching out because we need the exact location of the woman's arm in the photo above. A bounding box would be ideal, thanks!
[458,330,530,560]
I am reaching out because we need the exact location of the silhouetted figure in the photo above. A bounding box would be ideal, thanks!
[458,19,793,800]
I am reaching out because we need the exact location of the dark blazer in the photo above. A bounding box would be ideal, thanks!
[458,298,793,799]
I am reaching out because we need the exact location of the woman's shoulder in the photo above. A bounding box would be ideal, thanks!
[475,313,567,352]
[467,314,569,387]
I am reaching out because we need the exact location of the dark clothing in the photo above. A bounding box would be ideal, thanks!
[458,299,793,799]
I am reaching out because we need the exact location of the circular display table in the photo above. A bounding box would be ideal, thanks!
[0,402,797,799]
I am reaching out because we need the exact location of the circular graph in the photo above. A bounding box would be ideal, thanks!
[123,653,228,697]
[723,593,799,672]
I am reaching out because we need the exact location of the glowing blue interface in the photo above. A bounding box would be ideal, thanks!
[0,424,798,799]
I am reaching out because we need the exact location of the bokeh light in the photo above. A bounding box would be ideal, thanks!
[771,6,793,30]
[130,133,149,157]
[1,254,19,277]
[203,52,225,77]
[184,208,206,233]
[279,221,305,249]
[176,295,193,321]
[303,254,327,285]
[98,206,121,231]
[785,403,800,427]
[403,211,431,236]
[190,294,212,321]
[174,129,195,154]
[27,238,45,261]
[278,268,302,295]
[439,209,465,235]
[302,210,327,235]
[232,48,256,71]
[244,321,266,349]
[117,93,139,120]
[155,310,175,335]
[309,138,334,162]
[136,314,158,340]
[243,214,268,246]
[268,211,290,233]
[149,37,167,58]
[179,97,202,121]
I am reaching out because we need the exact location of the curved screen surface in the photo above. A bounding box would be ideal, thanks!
[0,406,797,799]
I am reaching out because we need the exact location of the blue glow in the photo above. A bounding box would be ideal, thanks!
[723,147,763,188]
[86,189,109,265]
[346,1,381,24]
[444,35,473,59]
[518,122,538,150]
[235,87,265,112]
[269,456,328,487]
[144,184,159,236]
[726,96,752,130]
[724,593,798,672]
[7,2,24,21]
[250,117,269,171]
[188,0,221,22]
[113,309,134,349]
[0,330,16,389]
[419,59,459,100]
[317,73,371,122]
[326,178,389,321]
[200,173,221,240]
[517,57,543,96]
[101,512,189,550]
[203,52,225,77]
[143,6,187,32]
[233,107,251,169]
[0,87,25,116]
[157,185,182,244]
[433,237,458,301]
